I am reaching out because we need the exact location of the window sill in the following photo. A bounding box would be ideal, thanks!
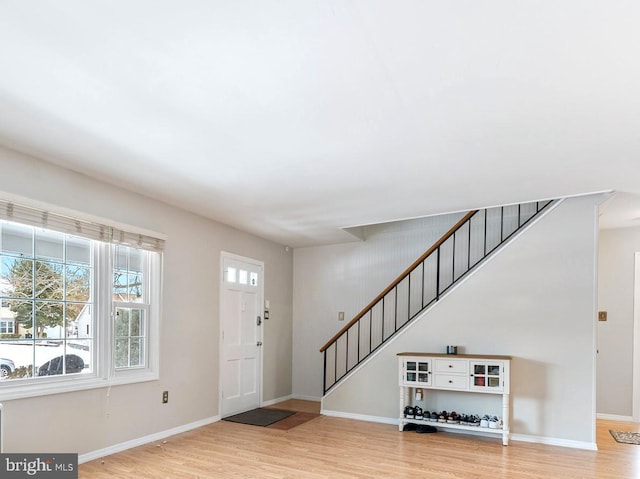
[0,371,159,401]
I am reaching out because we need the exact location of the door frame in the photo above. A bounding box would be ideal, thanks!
[219,251,265,417]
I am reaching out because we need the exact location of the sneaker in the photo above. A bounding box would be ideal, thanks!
[480,414,490,428]
[447,411,459,424]
[468,415,480,426]
[438,411,447,423]
[459,415,469,426]
[414,406,423,420]
[404,406,415,419]
[430,412,438,422]
[489,416,502,429]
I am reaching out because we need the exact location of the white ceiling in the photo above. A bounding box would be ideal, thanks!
[1,1,639,247]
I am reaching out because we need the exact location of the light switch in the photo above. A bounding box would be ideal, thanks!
[338,311,345,321]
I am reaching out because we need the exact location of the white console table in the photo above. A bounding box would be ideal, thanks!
[398,352,511,445]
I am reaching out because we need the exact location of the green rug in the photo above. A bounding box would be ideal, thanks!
[610,430,640,444]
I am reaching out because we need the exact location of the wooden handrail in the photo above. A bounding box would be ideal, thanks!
[319,210,478,352]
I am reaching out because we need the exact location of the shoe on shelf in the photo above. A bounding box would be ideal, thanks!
[430,412,438,422]
[489,416,502,429]
[404,406,415,419]
[468,415,480,427]
[447,411,459,424]
[459,414,469,426]
[480,414,490,428]
[438,411,447,423]
[414,406,424,420]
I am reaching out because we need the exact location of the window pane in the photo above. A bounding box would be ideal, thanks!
[115,308,130,337]
[67,303,91,338]
[114,246,128,270]
[114,305,146,369]
[3,258,33,298]
[130,338,144,367]
[35,261,63,299]
[34,339,56,372]
[6,299,33,334]
[239,269,248,285]
[227,267,236,283]
[35,229,64,261]
[35,301,64,339]
[250,272,258,287]
[115,338,130,368]
[1,221,33,257]
[0,340,34,379]
[66,265,91,302]
[1,256,14,296]
[66,236,91,265]
[129,249,143,273]
[129,273,142,302]
[113,245,146,304]
[113,271,128,301]
[130,309,143,336]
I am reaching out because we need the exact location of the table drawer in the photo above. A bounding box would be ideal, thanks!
[434,358,468,374]
[434,374,469,389]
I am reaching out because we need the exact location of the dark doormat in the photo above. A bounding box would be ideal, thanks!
[224,408,296,427]
[610,430,640,444]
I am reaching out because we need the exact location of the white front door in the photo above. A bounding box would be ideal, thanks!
[220,253,263,417]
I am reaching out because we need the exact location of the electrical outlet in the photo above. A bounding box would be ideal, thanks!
[162,391,169,404]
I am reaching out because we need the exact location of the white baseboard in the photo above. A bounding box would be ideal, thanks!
[321,409,397,425]
[321,409,598,451]
[263,394,321,406]
[292,394,322,402]
[78,415,220,464]
[510,433,597,451]
[262,395,293,407]
[597,413,634,422]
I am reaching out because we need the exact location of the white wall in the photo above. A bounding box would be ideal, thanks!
[0,146,293,454]
[597,226,640,417]
[292,212,464,399]
[301,195,602,446]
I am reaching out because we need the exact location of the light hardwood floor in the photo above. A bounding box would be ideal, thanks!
[79,400,640,478]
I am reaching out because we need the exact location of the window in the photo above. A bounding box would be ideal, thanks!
[0,320,14,334]
[113,245,148,369]
[0,222,93,378]
[0,199,163,399]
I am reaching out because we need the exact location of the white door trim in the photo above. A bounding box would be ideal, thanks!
[219,251,265,417]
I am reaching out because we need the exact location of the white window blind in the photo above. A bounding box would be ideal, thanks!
[0,199,165,252]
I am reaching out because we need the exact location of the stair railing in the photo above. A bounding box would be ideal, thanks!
[319,200,554,394]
